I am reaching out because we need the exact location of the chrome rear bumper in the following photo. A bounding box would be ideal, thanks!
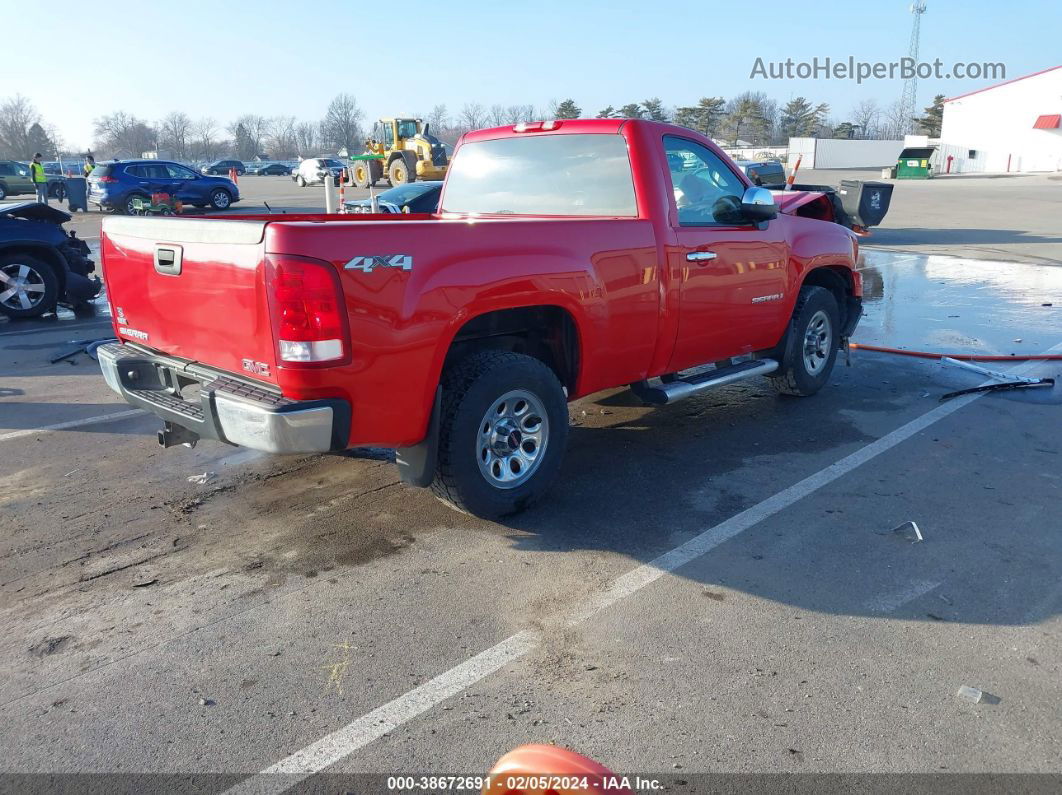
[98,343,349,454]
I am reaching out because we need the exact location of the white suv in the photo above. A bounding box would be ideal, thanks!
[293,158,346,187]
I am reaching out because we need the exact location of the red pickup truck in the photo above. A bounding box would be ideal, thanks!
[98,119,862,518]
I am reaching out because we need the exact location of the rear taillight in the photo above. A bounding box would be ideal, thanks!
[265,256,349,366]
[96,176,118,183]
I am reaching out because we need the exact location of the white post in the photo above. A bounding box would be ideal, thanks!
[324,173,336,213]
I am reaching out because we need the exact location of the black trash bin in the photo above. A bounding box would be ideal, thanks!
[64,177,88,212]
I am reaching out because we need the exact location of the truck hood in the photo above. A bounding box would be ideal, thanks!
[0,201,72,224]
[770,190,825,215]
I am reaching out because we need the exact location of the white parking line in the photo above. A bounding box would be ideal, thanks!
[226,632,538,793]
[0,409,146,443]
[224,345,1062,794]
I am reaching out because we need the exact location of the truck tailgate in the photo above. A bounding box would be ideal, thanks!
[101,216,277,384]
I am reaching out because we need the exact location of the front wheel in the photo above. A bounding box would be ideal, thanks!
[0,255,59,318]
[431,351,569,519]
[768,285,840,396]
[209,189,232,210]
[297,175,306,187]
[387,157,411,186]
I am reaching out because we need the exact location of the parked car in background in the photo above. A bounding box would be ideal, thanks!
[88,160,240,214]
[344,181,443,214]
[734,159,786,186]
[0,161,35,200]
[293,158,345,186]
[248,163,292,176]
[202,159,246,176]
[0,201,100,318]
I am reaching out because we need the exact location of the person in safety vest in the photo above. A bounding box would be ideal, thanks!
[30,153,49,204]
[83,155,96,178]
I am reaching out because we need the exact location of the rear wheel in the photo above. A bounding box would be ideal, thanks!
[297,175,306,187]
[124,193,147,215]
[0,184,8,200]
[431,351,569,519]
[0,255,59,318]
[768,285,840,396]
[352,163,370,189]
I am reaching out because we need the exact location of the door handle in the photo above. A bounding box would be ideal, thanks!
[686,251,718,262]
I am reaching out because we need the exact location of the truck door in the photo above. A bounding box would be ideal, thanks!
[662,135,789,373]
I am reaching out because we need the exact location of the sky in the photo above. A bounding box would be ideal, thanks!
[2,0,1060,149]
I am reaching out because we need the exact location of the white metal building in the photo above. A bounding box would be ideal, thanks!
[939,65,1062,173]
[786,138,906,169]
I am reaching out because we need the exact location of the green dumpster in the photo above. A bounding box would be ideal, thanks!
[895,146,936,179]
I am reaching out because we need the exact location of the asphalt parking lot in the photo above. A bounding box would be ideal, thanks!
[2,174,1061,791]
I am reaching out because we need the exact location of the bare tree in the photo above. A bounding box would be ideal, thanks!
[227,114,268,160]
[190,117,220,161]
[488,104,508,127]
[426,104,449,133]
[505,104,536,124]
[881,100,911,139]
[0,95,41,158]
[851,99,881,139]
[266,116,298,159]
[93,111,156,157]
[159,111,192,159]
[295,121,320,157]
[457,102,486,132]
[320,93,364,155]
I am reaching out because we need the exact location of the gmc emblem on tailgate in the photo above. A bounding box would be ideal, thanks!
[242,359,271,376]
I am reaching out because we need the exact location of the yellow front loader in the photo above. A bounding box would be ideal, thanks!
[351,117,449,188]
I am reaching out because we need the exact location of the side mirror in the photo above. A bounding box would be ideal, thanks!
[741,186,777,223]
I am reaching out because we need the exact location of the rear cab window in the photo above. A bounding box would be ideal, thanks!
[441,133,637,217]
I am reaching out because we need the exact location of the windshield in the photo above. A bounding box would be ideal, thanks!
[441,133,637,216]
[324,159,344,168]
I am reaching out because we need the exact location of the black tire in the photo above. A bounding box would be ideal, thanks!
[124,193,147,215]
[0,183,8,200]
[209,189,232,210]
[387,157,411,186]
[351,163,370,189]
[0,254,59,318]
[768,285,840,396]
[431,351,569,519]
[51,183,66,201]
[297,175,306,187]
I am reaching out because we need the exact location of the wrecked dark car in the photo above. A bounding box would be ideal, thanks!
[0,201,101,318]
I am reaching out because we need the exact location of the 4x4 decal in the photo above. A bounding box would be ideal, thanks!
[344,255,413,273]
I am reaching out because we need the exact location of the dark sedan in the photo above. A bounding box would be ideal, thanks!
[343,181,443,214]
[248,163,292,176]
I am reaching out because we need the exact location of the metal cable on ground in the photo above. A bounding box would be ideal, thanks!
[849,343,1062,361]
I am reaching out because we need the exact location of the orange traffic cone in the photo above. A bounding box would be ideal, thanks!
[483,744,631,795]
